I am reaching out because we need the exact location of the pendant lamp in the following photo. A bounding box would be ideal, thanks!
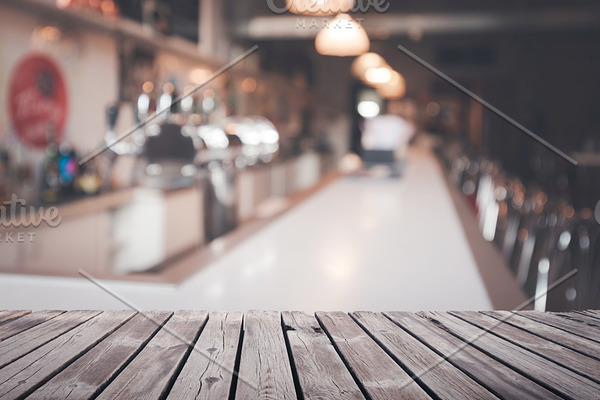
[351,52,387,79]
[315,14,369,57]
[376,71,406,99]
[286,0,354,16]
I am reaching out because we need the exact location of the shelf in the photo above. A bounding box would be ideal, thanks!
[3,0,228,68]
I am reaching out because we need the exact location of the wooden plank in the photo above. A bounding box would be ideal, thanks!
[167,311,243,400]
[29,312,172,400]
[518,311,600,343]
[554,311,600,327]
[578,310,600,320]
[451,311,600,382]
[0,311,135,399]
[0,311,31,324]
[385,311,562,400]
[96,310,208,400]
[420,311,600,399]
[316,312,431,400]
[0,310,101,368]
[234,311,297,400]
[352,312,498,399]
[282,311,364,400]
[483,311,600,361]
[0,311,64,342]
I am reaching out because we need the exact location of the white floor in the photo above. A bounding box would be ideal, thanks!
[0,143,493,312]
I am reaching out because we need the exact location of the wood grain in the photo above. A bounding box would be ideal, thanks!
[0,311,134,399]
[0,311,30,325]
[352,311,498,399]
[317,312,431,400]
[0,311,63,342]
[29,312,172,400]
[554,311,600,327]
[0,309,598,400]
[96,310,208,400]
[483,311,600,361]
[0,310,101,368]
[421,311,600,399]
[584,310,600,318]
[283,311,365,400]
[451,311,600,382]
[234,311,297,400]
[518,311,600,343]
[167,311,243,400]
[385,311,562,400]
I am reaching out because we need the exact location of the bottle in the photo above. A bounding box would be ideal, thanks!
[0,144,11,204]
[40,124,61,203]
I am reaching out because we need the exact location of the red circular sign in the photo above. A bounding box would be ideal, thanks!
[8,53,68,149]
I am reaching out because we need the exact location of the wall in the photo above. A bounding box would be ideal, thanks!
[0,5,119,156]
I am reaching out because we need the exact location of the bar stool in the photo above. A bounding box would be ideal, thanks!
[508,187,545,275]
[517,199,569,299]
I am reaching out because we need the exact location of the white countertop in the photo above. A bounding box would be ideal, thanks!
[0,142,494,312]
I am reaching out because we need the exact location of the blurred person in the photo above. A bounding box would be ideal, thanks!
[360,99,416,177]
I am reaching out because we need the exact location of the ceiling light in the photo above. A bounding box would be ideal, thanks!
[357,100,380,118]
[315,14,369,57]
[376,71,406,99]
[364,67,392,84]
[351,52,387,79]
[286,0,354,16]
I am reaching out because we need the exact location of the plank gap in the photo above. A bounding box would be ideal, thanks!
[314,313,375,400]
[349,313,445,400]
[280,314,305,400]
[161,312,210,399]
[226,315,245,400]
[89,312,174,400]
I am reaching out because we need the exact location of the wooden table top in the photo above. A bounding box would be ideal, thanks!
[0,309,599,399]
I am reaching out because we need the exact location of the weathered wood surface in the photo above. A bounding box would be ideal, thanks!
[483,310,600,361]
[519,311,600,343]
[0,311,135,399]
[234,311,297,400]
[419,311,600,399]
[316,311,431,400]
[0,310,101,369]
[96,310,208,400]
[351,311,498,399]
[0,310,598,399]
[0,311,63,342]
[0,311,30,325]
[282,311,364,400]
[385,311,563,400]
[30,312,172,400]
[167,311,243,400]
[451,311,600,382]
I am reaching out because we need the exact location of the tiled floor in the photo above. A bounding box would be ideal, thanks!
[0,144,493,311]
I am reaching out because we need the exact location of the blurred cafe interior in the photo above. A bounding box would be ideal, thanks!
[0,0,599,312]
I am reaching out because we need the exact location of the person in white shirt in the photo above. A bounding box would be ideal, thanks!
[361,100,416,176]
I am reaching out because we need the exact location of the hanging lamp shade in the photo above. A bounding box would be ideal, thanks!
[351,52,387,79]
[376,70,406,99]
[315,14,370,57]
[364,66,392,85]
[287,0,354,16]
